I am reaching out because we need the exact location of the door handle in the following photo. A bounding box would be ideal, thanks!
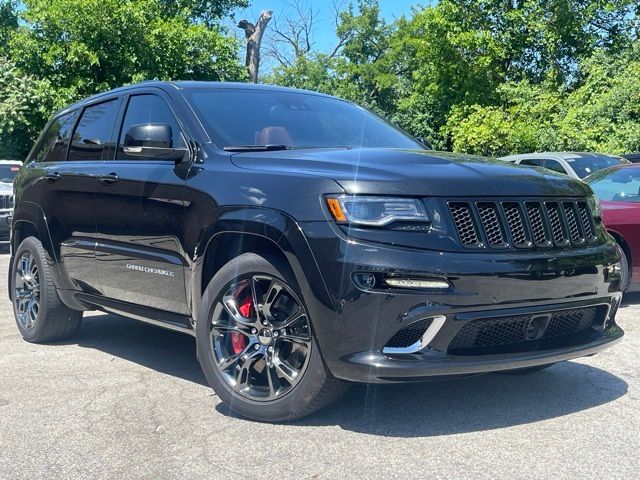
[98,173,119,185]
[45,172,61,182]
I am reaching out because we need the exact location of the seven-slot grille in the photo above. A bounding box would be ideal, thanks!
[0,194,13,210]
[448,199,597,250]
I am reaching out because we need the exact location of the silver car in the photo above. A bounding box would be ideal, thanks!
[499,152,629,180]
[0,160,21,242]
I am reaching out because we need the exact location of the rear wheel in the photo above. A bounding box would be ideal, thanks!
[196,252,347,422]
[11,237,82,342]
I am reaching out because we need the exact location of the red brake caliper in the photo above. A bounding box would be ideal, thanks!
[231,290,252,354]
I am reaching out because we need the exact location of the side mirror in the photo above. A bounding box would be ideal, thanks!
[122,124,189,162]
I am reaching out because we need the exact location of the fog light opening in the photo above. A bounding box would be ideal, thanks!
[384,277,451,290]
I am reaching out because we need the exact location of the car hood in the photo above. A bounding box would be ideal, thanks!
[230,148,592,197]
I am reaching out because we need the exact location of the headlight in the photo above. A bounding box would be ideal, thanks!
[325,195,430,227]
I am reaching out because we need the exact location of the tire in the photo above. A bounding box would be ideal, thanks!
[11,237,82,342]
[196,252,347,422]
[500,364,556,375]
[616,243,631,293]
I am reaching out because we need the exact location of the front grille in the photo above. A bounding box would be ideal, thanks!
[385,318,434,349]
[0,194,13,209]
[448,198,597,250]
[448,306,602,354]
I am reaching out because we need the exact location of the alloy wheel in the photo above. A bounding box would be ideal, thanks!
[14,252,40,330]
[209,275,312,401]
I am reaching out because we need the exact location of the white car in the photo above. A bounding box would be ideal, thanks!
[499,152,629,180]
[0,160,21,242]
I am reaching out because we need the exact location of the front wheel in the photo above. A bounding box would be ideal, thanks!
[196,253,347,422]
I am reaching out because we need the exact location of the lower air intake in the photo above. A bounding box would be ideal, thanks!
[448,306,603,355]
[384,318,434,350]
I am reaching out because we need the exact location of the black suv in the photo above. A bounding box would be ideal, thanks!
[9,82,624,421]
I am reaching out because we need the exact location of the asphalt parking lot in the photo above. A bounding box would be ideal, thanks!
[0,251,638,480]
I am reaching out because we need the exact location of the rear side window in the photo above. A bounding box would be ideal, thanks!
[117,94,185,160]
[542,159,567,175]
[45,112,78,162]
[68,100,119,161]
[32,112,77,163]
[519,158,543,167]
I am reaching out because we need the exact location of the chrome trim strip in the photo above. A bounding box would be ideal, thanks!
[382,315,447,354]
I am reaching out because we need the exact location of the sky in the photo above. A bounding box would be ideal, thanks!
[229,0,426,55]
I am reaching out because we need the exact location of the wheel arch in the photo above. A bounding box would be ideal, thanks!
[608,229,632,269]
[190,207,336,328]
[9,201,67,297]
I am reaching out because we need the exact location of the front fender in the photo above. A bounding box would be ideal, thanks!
[188,207,337,345]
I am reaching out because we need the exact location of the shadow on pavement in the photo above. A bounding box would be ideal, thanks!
[66,312,207,387]
[67,312,627,437]
[620,291,640,307]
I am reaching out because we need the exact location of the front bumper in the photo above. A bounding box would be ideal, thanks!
[299,221,623,383]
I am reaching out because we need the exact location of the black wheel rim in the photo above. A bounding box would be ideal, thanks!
[209,275,312,401]
[14,252,40,330]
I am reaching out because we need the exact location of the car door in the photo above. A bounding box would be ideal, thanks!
[94,90,191,315]
[23,99,120,294]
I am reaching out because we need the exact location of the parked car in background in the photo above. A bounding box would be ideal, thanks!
[621,153,640,163]
[0,160,21,242]
[500,152,629,180]
[584,164,640,291]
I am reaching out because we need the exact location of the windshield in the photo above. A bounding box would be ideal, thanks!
[183,89,423,150]
[567,155,627,178]
[585,167,640,202]
[0,164,20,184]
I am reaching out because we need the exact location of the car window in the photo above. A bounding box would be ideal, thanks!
[31,116,65,162]
[68,100,119,161]
[183,89,422,150]
[0,164,20,184]
[566,155,627,179]
[586,168,640,202]
[41,111,79,162]
[117,94,185,160]
[519,158,543,167]
[542,159,567,174]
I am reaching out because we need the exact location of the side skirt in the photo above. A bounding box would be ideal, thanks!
[74,293,195,336]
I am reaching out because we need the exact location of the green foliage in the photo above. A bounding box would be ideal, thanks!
[2,0,640,159]
[556,47,640,153]
[0,57,58,160]
[270,0,640,155]
[0,1,18,55]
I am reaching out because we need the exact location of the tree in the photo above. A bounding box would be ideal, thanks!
[8,0,246,100]
[0,57,57,159]
[237,10,273,83]
[0,0,17,55]
[1,0,247,158]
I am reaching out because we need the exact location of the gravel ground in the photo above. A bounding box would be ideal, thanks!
[0,250,638,480]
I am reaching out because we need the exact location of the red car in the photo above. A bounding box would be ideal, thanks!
[585,164,640,291]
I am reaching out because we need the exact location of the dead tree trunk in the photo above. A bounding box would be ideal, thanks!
[238,10,273,83]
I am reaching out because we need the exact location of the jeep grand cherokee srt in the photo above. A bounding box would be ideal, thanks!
[9,82,624,421]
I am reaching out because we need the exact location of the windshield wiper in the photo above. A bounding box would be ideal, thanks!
[223,144,289,152]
